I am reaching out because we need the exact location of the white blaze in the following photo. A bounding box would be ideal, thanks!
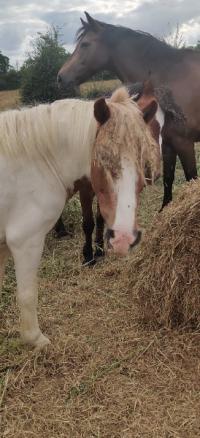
[113,159,137,233]
[155,104,165,154]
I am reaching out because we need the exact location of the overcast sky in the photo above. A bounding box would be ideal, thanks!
[0,0,200,67]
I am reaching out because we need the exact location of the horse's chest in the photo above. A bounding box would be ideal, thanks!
[0,158,65,230]
[150,105,165,154]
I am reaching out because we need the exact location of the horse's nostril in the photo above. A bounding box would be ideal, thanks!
[106,229,115,240]
[130,230,142,248]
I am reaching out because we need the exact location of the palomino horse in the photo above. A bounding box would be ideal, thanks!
[0,87,160,349]
[58,12,198,208]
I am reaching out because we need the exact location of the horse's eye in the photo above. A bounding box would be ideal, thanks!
[81,42,90,48]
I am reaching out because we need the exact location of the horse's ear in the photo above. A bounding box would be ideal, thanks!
[143,79,154,96]
[142,99,158,123]
[94,98,110,125]
[84,11,102,32]
[85,12,95,25]
[80,17,88,28]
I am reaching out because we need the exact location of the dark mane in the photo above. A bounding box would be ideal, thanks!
[76,20,159,43]
[76,18,193,57]
[76,26,88,42]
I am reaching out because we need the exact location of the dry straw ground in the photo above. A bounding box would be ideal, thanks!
[0,86,200,438]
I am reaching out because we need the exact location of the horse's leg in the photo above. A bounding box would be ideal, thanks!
[94,203,105,259]
[7,234,49,349]
[54,214,71,239]
[161,141,177,210]
[0,245,9,297]
[79,184,95,266]
[173,137,197,181]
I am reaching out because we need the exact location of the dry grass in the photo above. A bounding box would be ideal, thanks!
[0,88,200,437]
[1,178,200,437]
[0,90,21,111]
[80,79,120,97]
[127,179,200,330]
[0,81,119,113]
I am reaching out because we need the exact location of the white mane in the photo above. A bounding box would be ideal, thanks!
[0,87,158,183]
[0,99,97,160]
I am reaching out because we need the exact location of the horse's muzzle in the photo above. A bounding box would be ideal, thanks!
[106,229,142,255]
[57,73,75,90]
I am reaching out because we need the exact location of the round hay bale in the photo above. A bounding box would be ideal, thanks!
[127,179,200,330]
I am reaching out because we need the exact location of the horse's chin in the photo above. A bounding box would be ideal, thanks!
[75,74,90,86]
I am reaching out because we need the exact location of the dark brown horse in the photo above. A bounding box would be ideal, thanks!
[58,12,200,138]
[57,13,198,204]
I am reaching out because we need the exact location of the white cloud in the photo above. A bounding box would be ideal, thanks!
[181,19,200,45]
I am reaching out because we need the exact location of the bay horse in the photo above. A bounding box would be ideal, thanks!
[0,87,160,349]
[58,12,200,136]
[58,12,198,207]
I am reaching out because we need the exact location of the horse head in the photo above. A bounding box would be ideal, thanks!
[91,86,159,256]
[57,12,111,89]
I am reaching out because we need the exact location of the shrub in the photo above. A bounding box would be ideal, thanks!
[20,26,75,104]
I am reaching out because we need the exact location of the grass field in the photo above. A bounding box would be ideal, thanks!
[80,79,120,97]
[0,89,21,111]
[0,80,120,111]
[0,85,199,437]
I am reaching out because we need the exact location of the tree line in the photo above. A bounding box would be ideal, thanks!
[0,52,21,90]
[0,26,199,105]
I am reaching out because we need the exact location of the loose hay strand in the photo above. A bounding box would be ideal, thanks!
[0,370,10,409]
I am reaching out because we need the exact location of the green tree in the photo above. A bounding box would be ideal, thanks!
[196,40,200,50]
[186,40,200,51]
[5,68,21,89]
[0,51,21,90]
[0,51,9,90]
[20,26,72,104]
[0,51,9,74]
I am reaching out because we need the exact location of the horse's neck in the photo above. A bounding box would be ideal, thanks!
[54,139,93,191]
[110,47,142,83]
[51,100,97,190]
[111,41,177,83]
[110,34,196,82]
[110,40,200,131]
